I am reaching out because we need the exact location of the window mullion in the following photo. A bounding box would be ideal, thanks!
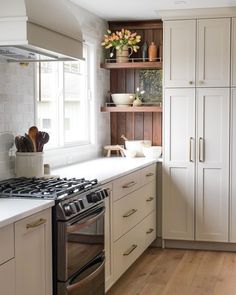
[58,62,64,146]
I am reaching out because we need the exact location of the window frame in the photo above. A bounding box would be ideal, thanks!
[35,41,96,152]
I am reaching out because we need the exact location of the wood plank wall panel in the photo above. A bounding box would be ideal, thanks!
[109,20,163,147]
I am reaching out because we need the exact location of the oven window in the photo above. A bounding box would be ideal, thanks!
[62,207,105,280]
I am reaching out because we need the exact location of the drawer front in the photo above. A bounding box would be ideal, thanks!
[142,181,156,218]
[140,164,156,186]
[0,259,15,295]
[113,221,143,282]
[113,170,141,202]
[0,224,14,265]
[113,189,143,241]
[143,211,157,249]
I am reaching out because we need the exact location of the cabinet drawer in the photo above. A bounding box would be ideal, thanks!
[141,164,156,186]
[113,221,143,281]
[113,189,143,241]
[113,170,140,202]
[143,211,157,249]
[0,224,14,265]
[0,259,15,295]
[113,182,156,241]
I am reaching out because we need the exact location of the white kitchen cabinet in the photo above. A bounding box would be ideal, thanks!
[230,89,236,242]
[164,18,230,88]
[0,224,15,295]
[106,164,157,290]
[163,88,229,242]
[15,208,52,295]
[163,88,195,240]
[0,259,15,295]
[197,18,230,87]
[164,20,196,88]
[196,88,230,242]
[232,19,236,87]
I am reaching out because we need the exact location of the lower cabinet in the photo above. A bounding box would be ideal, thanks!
[113,211,156,281]
[0,259,15,295]
[15,208,52,295]
[105,164,157,290]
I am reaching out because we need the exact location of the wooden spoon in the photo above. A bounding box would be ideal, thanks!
[28,126,38,152]
[121,134,128,141]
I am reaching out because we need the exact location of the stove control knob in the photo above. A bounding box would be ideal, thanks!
[74,201,80,212]
[64,204,72,216]
[69,202,77,214]
[87,192,100,203]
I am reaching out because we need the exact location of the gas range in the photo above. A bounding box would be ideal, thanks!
[0,177,109,221]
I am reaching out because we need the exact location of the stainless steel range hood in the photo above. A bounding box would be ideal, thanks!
[0,0,83,62]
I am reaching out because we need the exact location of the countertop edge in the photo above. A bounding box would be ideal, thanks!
[0,200,55,229]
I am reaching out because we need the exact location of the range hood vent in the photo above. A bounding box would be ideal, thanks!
[0,0,83,62]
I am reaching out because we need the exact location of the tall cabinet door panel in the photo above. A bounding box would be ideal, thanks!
[163,88,195,240]
[196,88,230,242]
[232,19,236,87]
[197,18,230,87]
[230,89,236,242]
[164,20,196,88]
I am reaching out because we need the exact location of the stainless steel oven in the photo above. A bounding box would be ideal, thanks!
[57,202,106,295]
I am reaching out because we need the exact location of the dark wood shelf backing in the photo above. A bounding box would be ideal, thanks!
[101,106,162,113]
[100,61,162,70]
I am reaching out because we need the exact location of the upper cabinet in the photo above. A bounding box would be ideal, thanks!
[164,20,196,88]
[164,18,230,88]
[232,18,236,87]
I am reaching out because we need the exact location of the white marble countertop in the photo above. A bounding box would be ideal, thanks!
[0,199,54,229]
[0,157,161,229]
[53,157,162,184]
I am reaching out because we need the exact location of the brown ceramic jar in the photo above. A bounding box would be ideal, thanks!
[148,42,157,61]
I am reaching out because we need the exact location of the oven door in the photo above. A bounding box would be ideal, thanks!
[57,203,105,281]
[57,253,105,295]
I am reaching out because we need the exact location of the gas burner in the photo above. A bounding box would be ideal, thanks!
[0,177,98,200]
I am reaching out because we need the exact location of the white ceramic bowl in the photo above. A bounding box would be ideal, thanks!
[142,146,162,159]
[111,93,135,107]
[125,140,151,157]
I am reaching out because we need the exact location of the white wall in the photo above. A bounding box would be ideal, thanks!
[0,3,110,180]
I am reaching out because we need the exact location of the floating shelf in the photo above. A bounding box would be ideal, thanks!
[101,106,162,113]
[100,61,162,70]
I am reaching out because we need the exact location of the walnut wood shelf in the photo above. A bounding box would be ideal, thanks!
[100,61,162,70]
[101,106,162,113]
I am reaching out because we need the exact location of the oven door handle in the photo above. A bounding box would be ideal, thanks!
[67,206,106,233]
[67,255,105,293]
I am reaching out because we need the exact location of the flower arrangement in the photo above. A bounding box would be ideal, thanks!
[101,29,141,57]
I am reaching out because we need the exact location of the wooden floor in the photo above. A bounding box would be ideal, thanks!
[107,248,236,295]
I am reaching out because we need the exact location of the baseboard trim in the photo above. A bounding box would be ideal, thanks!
[164,239,236,252]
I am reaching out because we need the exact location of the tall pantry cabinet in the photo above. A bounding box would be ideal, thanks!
[163,16,231,243]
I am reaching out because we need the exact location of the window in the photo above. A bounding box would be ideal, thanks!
[36,44,93,149]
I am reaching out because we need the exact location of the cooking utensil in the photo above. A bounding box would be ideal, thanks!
[117,145,136,158]
[36,131,50,152]
[24,134,34,152]
[28,126,38,152]
[121,134,128,141]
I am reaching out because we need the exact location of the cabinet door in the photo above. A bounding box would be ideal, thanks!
[163,88,195,240]
[15,209,52,295]
[232,19,236,87]
[197,18,230,87]
[0,259,15,295]
[196,88,229,242]
[164,20,196,88]
[230,89,236,242]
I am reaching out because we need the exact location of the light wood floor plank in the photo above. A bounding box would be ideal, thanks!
[107,248,236,295]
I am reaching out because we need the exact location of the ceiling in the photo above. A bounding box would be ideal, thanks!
[70,0,236,20]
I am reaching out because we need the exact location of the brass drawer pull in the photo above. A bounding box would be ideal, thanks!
[146,197,154,202]
[146,173,154,177]
[26,218,46,229]
[146,228,154,234]
[123,209,137,218]
[122,181,136,189]
[123,244,138,256]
